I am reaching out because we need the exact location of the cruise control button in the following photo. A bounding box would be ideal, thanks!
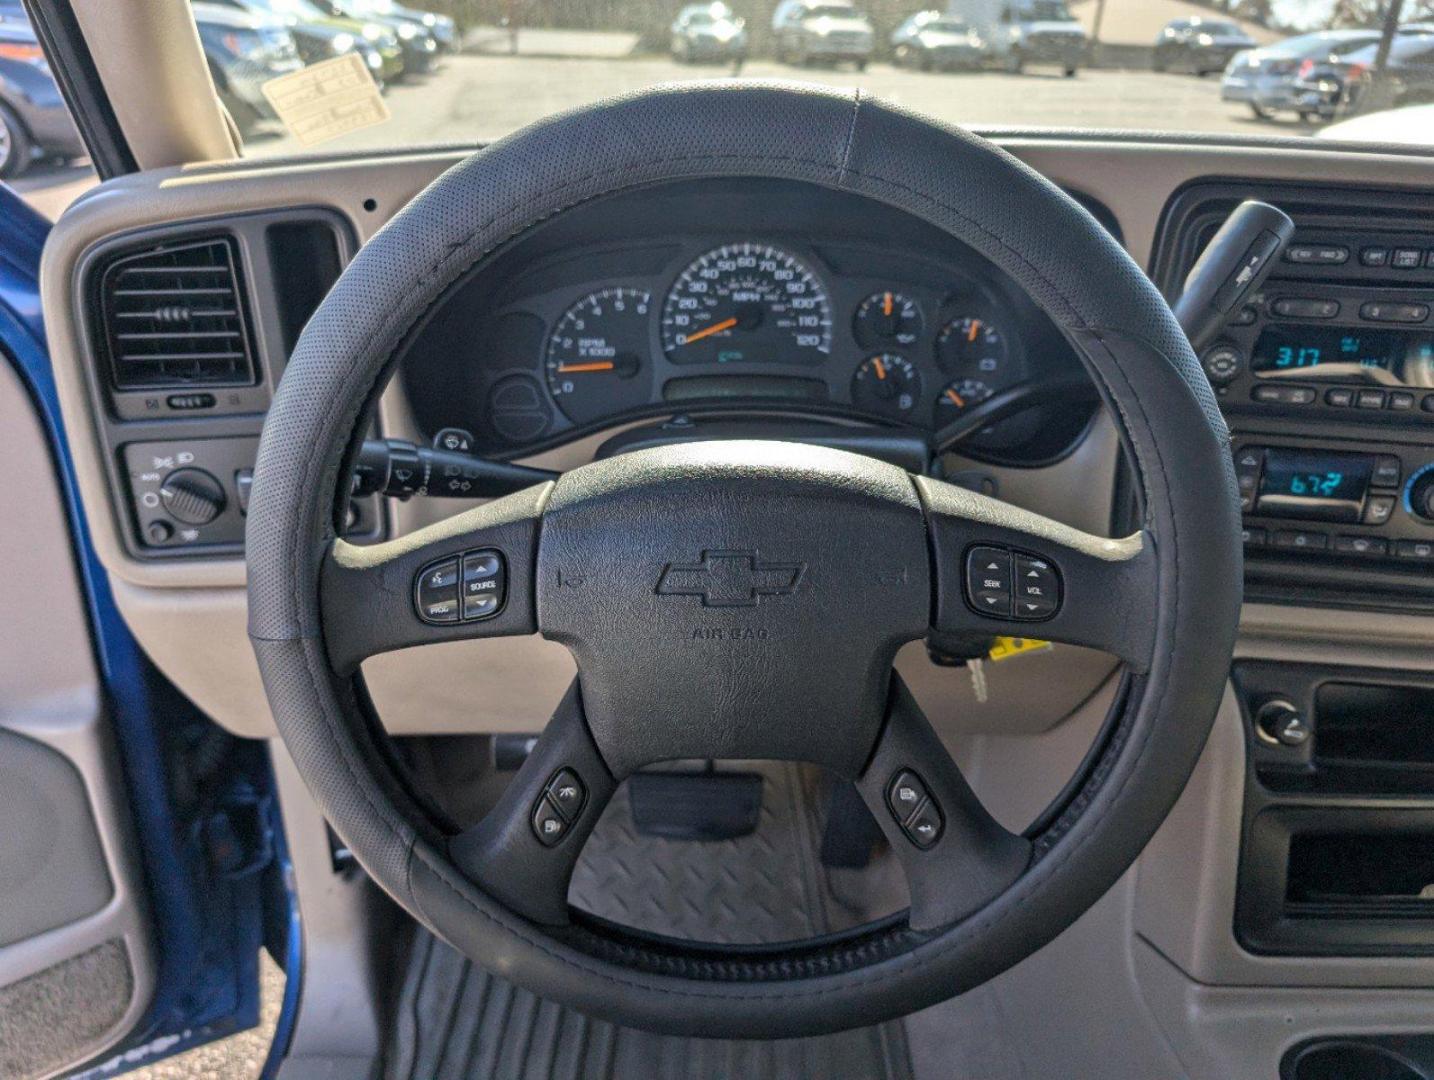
[531,797,569,846]
[545,769,586,820]
[904,803,944,849]
[1013,554,1060,620]
[887,770,929,822]
[966,547,1012,618]
[416,558,461,623]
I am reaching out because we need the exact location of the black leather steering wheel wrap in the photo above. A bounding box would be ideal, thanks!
[246,81,1242,1038]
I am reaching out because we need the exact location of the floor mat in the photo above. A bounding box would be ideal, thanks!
[386,929,915,1080]
[385,762,913,1079]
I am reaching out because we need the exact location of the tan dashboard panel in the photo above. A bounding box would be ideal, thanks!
[41,137,1434,737]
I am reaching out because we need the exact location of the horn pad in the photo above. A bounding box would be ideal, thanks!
[536,441,932,779]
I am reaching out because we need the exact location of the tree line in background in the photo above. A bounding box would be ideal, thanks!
[1192,0,1434,30]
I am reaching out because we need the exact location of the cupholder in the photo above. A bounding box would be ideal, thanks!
[1287,1040,1429,1080]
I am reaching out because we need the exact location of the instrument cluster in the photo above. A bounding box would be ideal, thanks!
[526,238,1032,434]
[398,177,1094,465]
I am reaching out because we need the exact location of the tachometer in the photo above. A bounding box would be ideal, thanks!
[661,243,831,365]
[545,288,651,424]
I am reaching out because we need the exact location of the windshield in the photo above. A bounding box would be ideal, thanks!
[210,1,1434,160]
[13,0,1434,222]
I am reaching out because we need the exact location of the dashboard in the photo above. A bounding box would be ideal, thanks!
[398,179,1095,464]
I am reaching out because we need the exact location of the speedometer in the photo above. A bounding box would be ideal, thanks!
[661,243,831,365]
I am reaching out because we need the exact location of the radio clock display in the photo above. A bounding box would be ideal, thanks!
[1251,326,1400,376]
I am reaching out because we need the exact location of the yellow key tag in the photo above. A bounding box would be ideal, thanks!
[987,636,1052,662]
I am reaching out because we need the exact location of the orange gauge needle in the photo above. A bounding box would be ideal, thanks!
[882,291,893,317]
[681,316,738,345]
[872,357,887,380]
[966,319,981,343]
[557,360,616,373]
[945,388,965,407]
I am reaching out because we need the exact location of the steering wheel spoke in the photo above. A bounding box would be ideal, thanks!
[449,682,616,926]
[917,475,1158,673]
[320,481,552,674]
[857,675,1031,932]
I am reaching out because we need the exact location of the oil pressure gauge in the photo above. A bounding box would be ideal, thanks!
[854,291,923,348]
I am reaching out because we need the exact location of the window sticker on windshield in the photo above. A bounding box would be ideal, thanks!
[260,53,389,148]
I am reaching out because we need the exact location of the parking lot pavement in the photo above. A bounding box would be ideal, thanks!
[14,56,1321,219]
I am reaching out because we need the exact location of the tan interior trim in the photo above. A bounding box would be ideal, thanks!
[71,0,237,169]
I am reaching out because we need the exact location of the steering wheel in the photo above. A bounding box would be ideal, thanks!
[247,82,1241,1039]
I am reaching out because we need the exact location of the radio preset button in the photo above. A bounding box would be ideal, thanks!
[1356,389,1387,410]
[1325,388,1354,407]
[1242,527,1267,548]
[1389,392,1416,412]
[1253,384,1316,405]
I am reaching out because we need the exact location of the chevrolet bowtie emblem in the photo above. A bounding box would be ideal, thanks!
[656,550,805,608]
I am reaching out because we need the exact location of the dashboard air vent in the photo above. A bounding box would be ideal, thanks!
[98,236,257,390]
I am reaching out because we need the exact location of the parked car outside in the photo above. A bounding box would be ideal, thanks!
[1292,32,1434,122]
[890,11,987,71]
[772,0,874,70]
[192,3,303,135]
[945,0,1084,77]
[204,0,405,85]
[1221,29,1380,120]
[1318,99,1434,143]
[670,3,747,65]
[334,0,456,52]
[0,3,82,178]
[1152,16,1255,76]
[318,0,440,75]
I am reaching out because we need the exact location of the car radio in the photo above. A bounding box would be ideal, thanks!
[1202,280,1434,423]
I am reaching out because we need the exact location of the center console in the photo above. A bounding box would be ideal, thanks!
[1155,182,1434,612]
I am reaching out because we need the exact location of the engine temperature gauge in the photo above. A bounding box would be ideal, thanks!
[933,377,994,425]
[851,353,921,419]
[854,291,923,348]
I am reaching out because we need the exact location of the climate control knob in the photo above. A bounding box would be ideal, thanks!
[1407,466,1434,523]
[159,467,226,526]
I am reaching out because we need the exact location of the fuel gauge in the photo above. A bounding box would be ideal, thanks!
[852,353,921,419]
[854,291,923,348]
